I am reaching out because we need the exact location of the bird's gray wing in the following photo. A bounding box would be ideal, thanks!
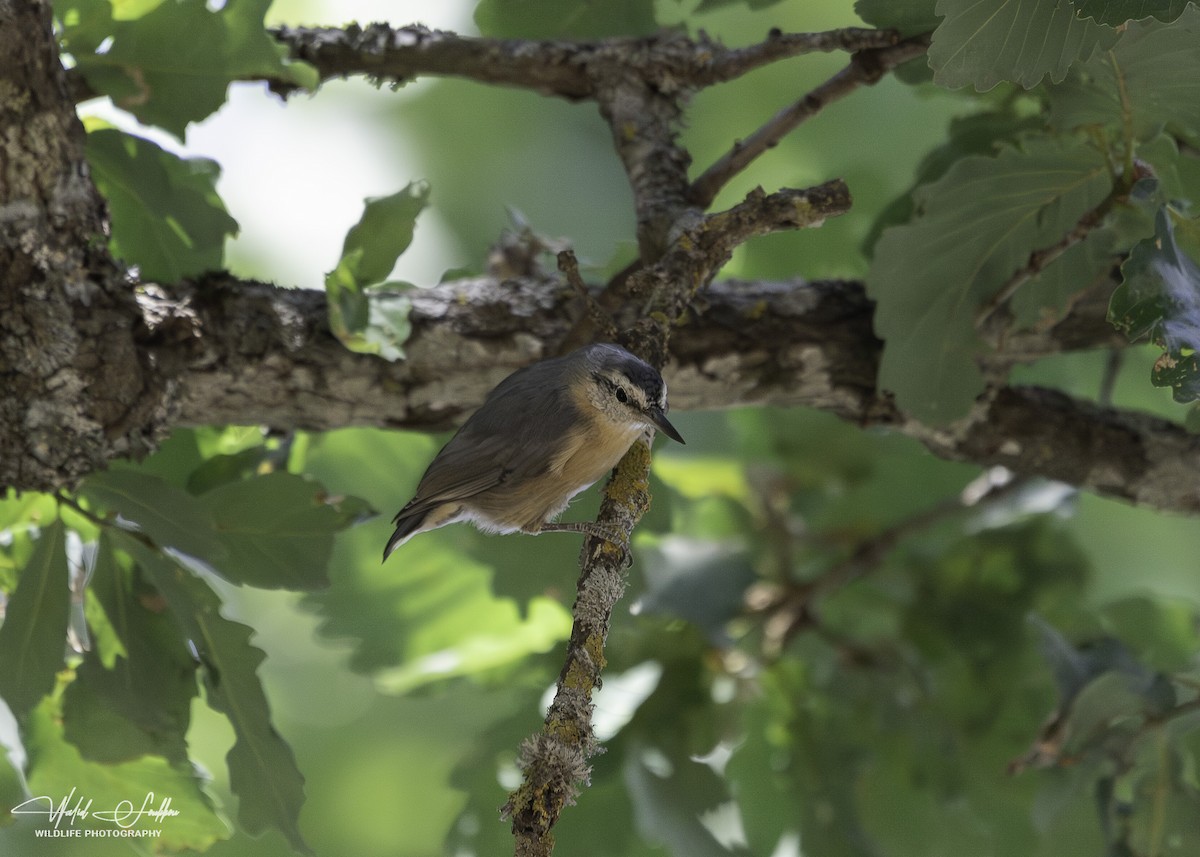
[396,367,580,518]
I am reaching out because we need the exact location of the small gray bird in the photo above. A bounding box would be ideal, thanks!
[383,343,684,561]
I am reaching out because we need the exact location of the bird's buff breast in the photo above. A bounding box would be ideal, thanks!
[470,422,643,531]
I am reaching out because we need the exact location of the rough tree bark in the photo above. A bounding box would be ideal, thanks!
[1,0,169,492]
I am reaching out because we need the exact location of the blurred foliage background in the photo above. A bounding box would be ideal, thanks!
[3,0,1200,856]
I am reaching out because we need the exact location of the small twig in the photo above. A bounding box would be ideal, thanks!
[55,490,108,529]
[698,27,901,84]
[975,183,1129,333]
[689,35,931,209]
[557,250,618,344]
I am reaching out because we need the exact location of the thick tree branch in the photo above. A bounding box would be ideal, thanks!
[124,273,1199,513]
[137,272,1110,429]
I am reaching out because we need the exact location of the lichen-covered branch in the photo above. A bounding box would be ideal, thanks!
[265,23,904,102]
[503,440,653,856]
[126,271,1115,433]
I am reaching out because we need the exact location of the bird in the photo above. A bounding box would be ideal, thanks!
[383,343,684,561]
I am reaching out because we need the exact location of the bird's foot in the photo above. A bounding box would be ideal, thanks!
[536,522,633,568]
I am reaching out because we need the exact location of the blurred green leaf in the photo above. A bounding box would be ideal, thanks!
[85,128,238,282]
[0,490,57,534]
[372,595,570,693]
[868,138,1113,421]
[62,535,197,764]
[1063,670,1174,754]
[474,0,658,38]
[80,468,226,562]
[198,472,373,590]
[0,520,69,722]
[633,537,755,645]
[696,0,785,11]
[653,456,749,502]
[1050,9,1200,142]
[623,738,738,857]
[325,183,429,360]
[1110,206,1200,401]
[1030,616,1132,708]
[22,695,229,849]
[313,526,571,685]
[61,0,315,137]
[1100,597,1200,671]
[1128,740,1200,855]
[855,0,941,36]
[725,687,796,857]
[124,538,310,854]
[929,0,1118,90]
[1070,0,1197,25]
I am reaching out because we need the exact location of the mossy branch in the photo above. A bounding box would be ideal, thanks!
[503,440,653,855]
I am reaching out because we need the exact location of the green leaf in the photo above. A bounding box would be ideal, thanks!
[474,0,658,38]
[1050,10,1200,143]
[867,139,1113,421]
[85,128,238,282]
[1110,207,1200,401]
[929,0,1119,90]
[864,110,1048,256]
[1069,0,1197,25]
[80,468,227,562]
[325,183,429,360]
[855,0,941,36]
[123,537,311,854]
[197,472,374,590]
[22,696,228,850]
[0,520,69,722]
[63,0,316,137]
[337,184,429,287]
[62,535,197,764]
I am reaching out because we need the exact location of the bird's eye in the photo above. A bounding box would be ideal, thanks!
[615,387,629,404]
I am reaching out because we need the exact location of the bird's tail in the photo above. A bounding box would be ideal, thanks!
[382,509,428,562]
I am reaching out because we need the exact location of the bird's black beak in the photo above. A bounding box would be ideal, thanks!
[648,407,685,444]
